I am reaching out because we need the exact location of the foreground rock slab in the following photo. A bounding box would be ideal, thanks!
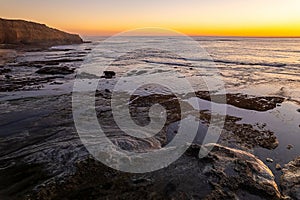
[24,144,281,200]
[281,156,300,200]
[0,93,286,199]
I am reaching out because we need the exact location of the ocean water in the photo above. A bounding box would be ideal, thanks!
[81,36,300,101]
[3,36,298,100]
[196,37,300,100]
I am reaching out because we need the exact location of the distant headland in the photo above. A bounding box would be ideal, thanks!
[0,18,83,46]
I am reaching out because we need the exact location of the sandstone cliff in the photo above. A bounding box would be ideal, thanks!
[0,18,83,45]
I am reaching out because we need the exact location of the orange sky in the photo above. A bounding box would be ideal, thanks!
[1,0,300,37]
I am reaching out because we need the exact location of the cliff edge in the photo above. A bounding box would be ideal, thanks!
[0,18,83,45]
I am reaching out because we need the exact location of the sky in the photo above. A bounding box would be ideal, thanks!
[1,0,300,37]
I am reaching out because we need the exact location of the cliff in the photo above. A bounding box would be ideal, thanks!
[0,18,83,45]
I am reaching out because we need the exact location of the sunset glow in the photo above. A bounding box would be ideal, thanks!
[1,0,300,37]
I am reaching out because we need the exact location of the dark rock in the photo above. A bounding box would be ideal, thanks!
[0,67,11,74]
[130,93,279,150]
[101,71,116,79]
[25,144,281,200]
[193,91,285,112]
[0,75,62,92]
[220,116,279,150]
[12,58,84,67]
[281,157,300,199]
[36,66,75,75]
[4,74,12,79]
[0,92,285,199]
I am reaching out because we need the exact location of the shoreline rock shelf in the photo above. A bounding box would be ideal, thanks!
[0,92,291,199]
[23,144,282,199]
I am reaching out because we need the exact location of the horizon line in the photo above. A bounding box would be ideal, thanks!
[81,34,300,38]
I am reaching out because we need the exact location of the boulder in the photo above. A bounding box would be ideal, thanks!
[198,144,281,199]
[281,157,300,199]
[101,70,116,79]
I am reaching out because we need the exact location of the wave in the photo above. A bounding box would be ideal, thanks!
[210,59,288,67]
[142,58,294,68]
[273,49,300,53]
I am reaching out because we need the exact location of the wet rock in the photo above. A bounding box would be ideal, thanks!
[201,144,281,199]
[130,93,279,150]
[0,67,11,74]
[25,144,281,200]
[0,76,61,92]
[101,70,116,79]
[4,74,12,79]
[276,164,282,170]
[281,157,300,199]
[13,58,84,67]
[0,93,284,199]
[36,66,75,75]
[193,91,285,112]
[213,114,279,150]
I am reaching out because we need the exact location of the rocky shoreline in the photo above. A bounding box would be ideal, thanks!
[0,44,299,199]
[0,88,299,199]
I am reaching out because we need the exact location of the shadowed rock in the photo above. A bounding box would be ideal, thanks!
[36,66,75,75]
[25,144,281,200]
[101,71,116,79]
[0,67,11,74]
[193,91,285,112]
[0,93,286,199]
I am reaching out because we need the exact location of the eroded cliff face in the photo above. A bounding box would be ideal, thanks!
[0,18,83,45]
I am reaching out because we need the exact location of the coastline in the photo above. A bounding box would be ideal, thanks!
[0,37,299,199]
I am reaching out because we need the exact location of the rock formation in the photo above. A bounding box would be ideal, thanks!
[25,144,281,200]
[0,18,83,45]
[281,156,300,199]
